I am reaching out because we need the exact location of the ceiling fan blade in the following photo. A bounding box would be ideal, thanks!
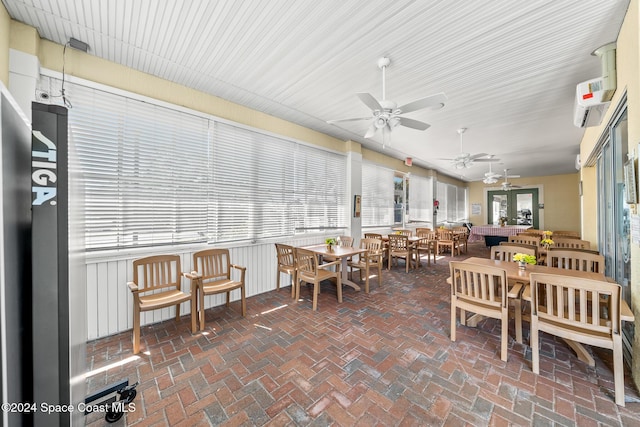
[327,116,373,124]
[356,93,383,111]
[364,122,378,138]
[398,117,430,131]
[468,153,489,161]
[397,92,447,114]
[473,158,501,163]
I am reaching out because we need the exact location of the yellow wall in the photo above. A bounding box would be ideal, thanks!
[0,3,10,86]
[468,172,581,232]
[579,0,640,385]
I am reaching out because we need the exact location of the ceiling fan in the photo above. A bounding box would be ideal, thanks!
[327,57,446,146]
[500,169,521,190]
[482,162,502,184]
[440,128,500,169]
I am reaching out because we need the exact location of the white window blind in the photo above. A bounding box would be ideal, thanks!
[436,181,468,224]
[456,186,467,222]
[362,162,394,227]
[211,122,296,242]
[407,174,433,223]
[53,78,347,250]
[293,144,348,233]
[67,83,211,250]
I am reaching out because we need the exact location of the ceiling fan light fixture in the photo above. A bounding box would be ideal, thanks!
[374,117,387,129]
[388,116,401,128]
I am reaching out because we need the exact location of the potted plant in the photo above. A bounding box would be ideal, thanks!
[513,253,536,269]
[325,237,336,251]
[540,237,554,250]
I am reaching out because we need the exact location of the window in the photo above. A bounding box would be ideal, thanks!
[407,174,433,225]
[436,181,467,224]
[361,162,395,228]
[44,77,347,250]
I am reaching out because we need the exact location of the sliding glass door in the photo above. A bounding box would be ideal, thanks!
[597,106,632,361]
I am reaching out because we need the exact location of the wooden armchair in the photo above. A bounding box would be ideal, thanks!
[546,249,604,273]
[521,228,544,237]
[508,234,541,248]
[553,238,591,249]
[387,234,414,272]
[415,227,432,234]
[529,273,625,405]
[275,243,297,297]
[392,229,413,236]
[336,235,354,247]
[449,261,517,361]
[294,247,341,311]
[498,241,539,261]
[453,226,469,254]
[416,230,438,266]
[491,244,536,262]
[437,229,459,256]
[186,248,246,331]
[348,238,383,293]
[552,230,581,238]
[127,254,196,354]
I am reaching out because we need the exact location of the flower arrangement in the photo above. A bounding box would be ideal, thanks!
[499,217,508,226]
[325,237,336,246]
[543,230,553,239]
[540,238,554,247]
[512,253,537,265]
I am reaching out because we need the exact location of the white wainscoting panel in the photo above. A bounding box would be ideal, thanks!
[85,237,323,340]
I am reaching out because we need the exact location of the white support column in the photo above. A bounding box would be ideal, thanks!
[9,49,40,123]
[347,147,363,244]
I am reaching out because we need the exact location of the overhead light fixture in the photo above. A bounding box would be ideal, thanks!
[374,117,387,129]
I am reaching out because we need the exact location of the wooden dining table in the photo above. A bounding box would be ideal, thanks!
[453,257,635,366]
[302,244,367,291]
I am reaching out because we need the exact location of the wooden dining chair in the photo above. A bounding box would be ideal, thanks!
[437,229,459,256]
[364,232,383,239]
[348,238,383,293]
[553,237,591,249]
[387,234,414,272]
[449,261,517,362]
[187,248,246,331]
[552,230,581,238]
[415,227,432,234]
[520,228,544,237]
[453,226,469,254]
[294,247,341,311]
[393,229,413,236]
[336,235,354,247]
[508,234,541,248]
[127,254,197,354]
[275,243,297,297]
[546,249,604,273]
[415,230,437,266]
[529,273,625,405]
[498,241,538,261]
[490,244,536,262]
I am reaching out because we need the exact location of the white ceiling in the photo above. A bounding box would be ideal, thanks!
[3,0,630,181]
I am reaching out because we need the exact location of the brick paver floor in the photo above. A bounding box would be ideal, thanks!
[85,242,640,426]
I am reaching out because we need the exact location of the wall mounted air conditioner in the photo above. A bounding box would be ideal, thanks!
[573,78,610,128]
[573,42,616,128]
